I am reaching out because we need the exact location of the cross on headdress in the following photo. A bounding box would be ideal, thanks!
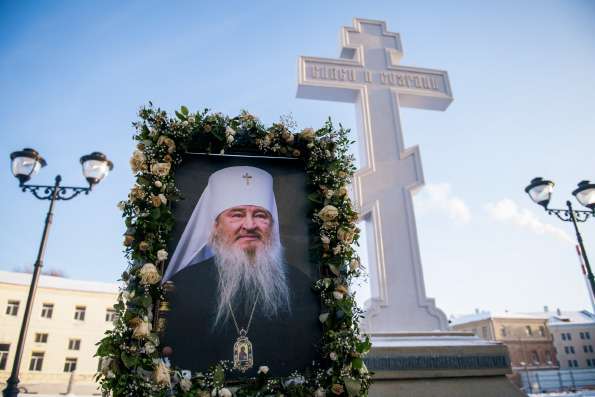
[242,173,252,186]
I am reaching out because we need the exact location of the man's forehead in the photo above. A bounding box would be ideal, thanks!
[220,205,272,216]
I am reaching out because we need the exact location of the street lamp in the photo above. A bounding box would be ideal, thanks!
[3,148,113,397]
[524,177,595,310]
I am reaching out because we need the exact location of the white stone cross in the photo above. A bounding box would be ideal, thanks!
[297,18,453,333]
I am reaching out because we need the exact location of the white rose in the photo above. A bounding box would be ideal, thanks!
[318,205,339,222]
[219,388,232,397]
[329,352,338,361]
[153,361,170,386]
[226,135,234,143]
[154,180,163,188]
[132,319,151,339]
[150,162,171,177]
[158,193,167,205]
[144,342,156,354]
[157,249,168,262]
[314,387,326,397]
[332,291,344,300]
[139,263,161,285]
[180,377,192,392]
[301,127,316,141]
[325,190,334,199]
[337,227,355,244]
[257,365,269,375]
[225,126,236,136]
[337,186,348,197]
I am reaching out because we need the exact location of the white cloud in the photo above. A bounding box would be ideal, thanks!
[484,198,573,244]
[415,183,472,223]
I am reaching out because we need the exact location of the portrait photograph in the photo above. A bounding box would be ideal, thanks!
[161,153,322,378]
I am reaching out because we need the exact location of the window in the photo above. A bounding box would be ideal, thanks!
[571,346,575,354]
[589,345,594,353]
[587,332,591,340]
[567,333,573,341]
[565,346,570,354]
[574,359,578,367]
[531,351,540,365]
[41,303,53,319]
[34,333,48,343]
[588,359,593,367]
[500,326,507,337]
[562,333,567,341]
[481,326,488,338]
[74,306,86,321]
[105,308,116,322]
[68,339,81,351]
[539,326,546,337]
[584,345,589,353]
[0,344,9,370]
[63,357,77,372]
[580,332,585,340]
[29,352,44,371]
[525,326,533,336]
[568,359,573,367]
[6,300,19,316]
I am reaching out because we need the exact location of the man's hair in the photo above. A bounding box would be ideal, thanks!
[209,217,290,328]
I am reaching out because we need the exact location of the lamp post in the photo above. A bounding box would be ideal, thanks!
[3,148,113,397]
[524,177,595,307]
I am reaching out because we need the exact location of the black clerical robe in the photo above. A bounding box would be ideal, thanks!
[162,258,321,377]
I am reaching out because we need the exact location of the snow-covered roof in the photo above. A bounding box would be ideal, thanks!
[449,311,549,327]
[0,270,119,294]
[450,310,595,327]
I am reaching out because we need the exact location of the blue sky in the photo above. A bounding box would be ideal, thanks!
[1,1,594,318]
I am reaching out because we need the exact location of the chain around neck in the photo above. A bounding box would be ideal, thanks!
[228,295,259,335]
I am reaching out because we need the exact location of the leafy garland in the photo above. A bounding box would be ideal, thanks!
[96,104,372,396]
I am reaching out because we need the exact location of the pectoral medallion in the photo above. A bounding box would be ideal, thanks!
[233,329,253,372]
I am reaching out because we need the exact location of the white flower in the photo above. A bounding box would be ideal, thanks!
[154,180,163,188]
[329,352,338,361]
[153,360,170,386]
[319,313,329,323]
[181,370,191,379]
[218,388,232,397]
[107,370,116,379]
[318,205,339,222]
[337,186,348,197]
[349,258,360,271]
[188,116,196,123]
[257,365,269,375]
[100,357,113,374]
[333,291,344,300]
[158,193,167,205]
[117,201,126,210]
[314,387,326,397]
[320,235,330,245]
[150,162,171,177]
[157,249,168,262]
[139,263,161,285]
[180,377,192,392]
[144,342,156,354]
[131,318,151,339]
[225,126,236,136]
[226,135,234,143]
[325,190,334,199]
[301,127,316,141]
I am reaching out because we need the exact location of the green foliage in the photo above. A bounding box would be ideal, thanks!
[96,104,373,396]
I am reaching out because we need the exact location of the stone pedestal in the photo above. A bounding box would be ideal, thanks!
[366,333,526,397]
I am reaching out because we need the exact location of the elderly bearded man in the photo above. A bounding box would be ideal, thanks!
[162,166,320,377]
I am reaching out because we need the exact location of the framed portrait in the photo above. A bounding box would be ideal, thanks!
[160,153,322,378]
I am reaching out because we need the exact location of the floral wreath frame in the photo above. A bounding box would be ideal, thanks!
[96,104,373,397]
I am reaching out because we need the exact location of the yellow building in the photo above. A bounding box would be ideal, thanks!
[0,270,118,395]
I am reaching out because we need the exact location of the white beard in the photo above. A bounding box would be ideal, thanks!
[209,230,290,328]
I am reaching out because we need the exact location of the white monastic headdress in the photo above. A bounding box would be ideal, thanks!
[163,166,279,281]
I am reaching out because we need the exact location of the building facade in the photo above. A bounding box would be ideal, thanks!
[0,270,118,394]
[450,312,558,371]
[545,310,595,370]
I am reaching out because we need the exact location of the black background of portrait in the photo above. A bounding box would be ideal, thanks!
[162,153,322,378]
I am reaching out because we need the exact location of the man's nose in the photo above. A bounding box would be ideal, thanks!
[241,214,256,230]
